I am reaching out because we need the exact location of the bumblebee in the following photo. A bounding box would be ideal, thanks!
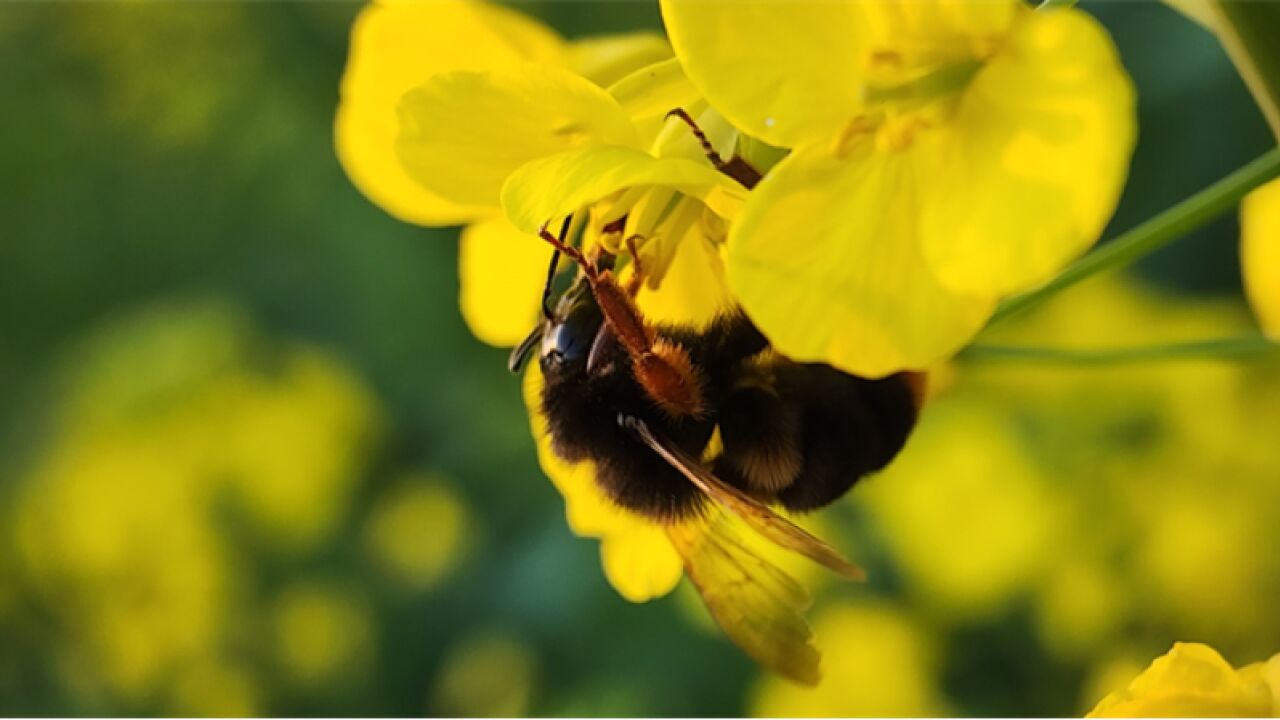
[507,111,924,684]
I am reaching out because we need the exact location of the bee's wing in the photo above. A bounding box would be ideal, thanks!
[667,509,820,685]
[623,417,865,580]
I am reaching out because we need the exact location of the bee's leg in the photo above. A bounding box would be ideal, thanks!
[585,322,616,374]
[541,224,705,417]
[592,273,706,418]
[623,233,646,296]
[538,224,597,281]
[665,108,762,189]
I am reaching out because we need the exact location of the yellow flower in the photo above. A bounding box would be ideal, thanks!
[335,0,676,345]
[13,300,383,709]
[339,1,761,605]
[1087,642,1280,717]
[1241,177,1280,339]
[660,0,1136,376]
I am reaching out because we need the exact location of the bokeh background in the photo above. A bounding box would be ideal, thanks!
[1,1,1277,716]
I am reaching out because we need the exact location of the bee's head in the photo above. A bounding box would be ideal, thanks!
[507,276,603,374]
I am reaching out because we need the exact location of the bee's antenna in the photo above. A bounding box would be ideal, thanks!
[539,215,574,319]
[666,108,729,170]
[538,220,596,282]
[541,249,561,320]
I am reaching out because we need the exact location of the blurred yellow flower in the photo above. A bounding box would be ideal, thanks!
[272,582,376,688]
[1087,643,1279,717]
[1241,177,1280,338]
[430,629,538,717]
[861,397,1062,619]
[11,300,384,711]
[1034,558,1129,660]
[661,0,1136,376]
[751,601,947,717]
[364,475,473,591]
[170,661,261,717]
[219,348,380,552]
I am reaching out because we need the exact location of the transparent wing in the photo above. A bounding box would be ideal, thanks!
[667,508,821,686]
[623,416,865,580]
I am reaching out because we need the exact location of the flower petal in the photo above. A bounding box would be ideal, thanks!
[521,366,681,602]
[659,0,867,147]
[1087,643,1273,718]
[397,65,640,207]
[858,0,1018,66]
[458,216,552,347]
[568,32,672,88]
[918,9,1136,297]
[335,0,563,225]
[599,528,684,603]
[634,217,736,328]
[1241,177,1280,339]
[501,145,746,233]
[607,58,705,142]
[728,140,995,378]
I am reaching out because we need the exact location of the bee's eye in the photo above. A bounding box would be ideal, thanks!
[540,277,603,369]
[542,322,592,363]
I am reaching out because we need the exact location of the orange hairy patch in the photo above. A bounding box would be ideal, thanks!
[637,339,705,418]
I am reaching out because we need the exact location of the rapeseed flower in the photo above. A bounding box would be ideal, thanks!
[660,0,1137,376]
[1088,643,1280,717]
[337,0,740,346]
[339,0,762,602]
[11,301,384,712]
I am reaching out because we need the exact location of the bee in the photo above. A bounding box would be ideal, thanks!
[507,110,924,684]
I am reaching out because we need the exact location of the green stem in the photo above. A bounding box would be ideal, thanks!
[1210,2,1280,140]
[1038,0,1078,10]
[990,147,1280,324]
[962,336,1278,365]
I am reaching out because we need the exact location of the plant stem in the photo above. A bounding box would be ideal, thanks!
[1038,0,1079,10]
[962,336,1278,365]
[1209,2,1280,140]
[990,147,1280,324]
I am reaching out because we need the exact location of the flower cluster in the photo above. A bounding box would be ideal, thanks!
[336,0,1137,607]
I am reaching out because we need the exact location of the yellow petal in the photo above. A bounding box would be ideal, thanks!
[857,0,1018,67]
[458,216,552,347]
[599,527,683,603]
[500,145,746,233]
[607,58,705,142]
[919,9,1136,297]
[567,32,672,88]
[634,212,736,328]
[1087,643,1273,718]
[659,0,867,147]
[521,366,681,602]
[1241,177,1280,339]
[335,0,563,226]
[728,140,995,378]
[397,65,640,207]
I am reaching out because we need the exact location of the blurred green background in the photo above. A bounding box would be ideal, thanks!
[1,1,1277,716]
